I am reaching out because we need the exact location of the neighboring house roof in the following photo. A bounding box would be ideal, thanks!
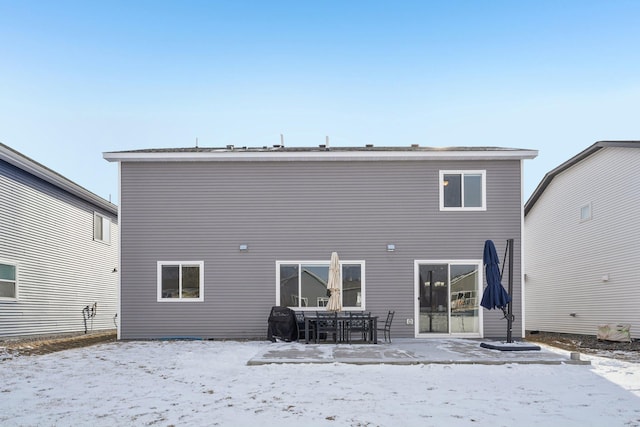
[0,142,117,215]
[104,145,538,162]
[525,141,640,216]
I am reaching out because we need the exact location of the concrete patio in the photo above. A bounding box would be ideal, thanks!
[248,338,590,366]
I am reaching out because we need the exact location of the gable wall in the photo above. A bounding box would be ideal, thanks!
[525,147,640,338]
[0,160,118,337]
[120,159,524,339]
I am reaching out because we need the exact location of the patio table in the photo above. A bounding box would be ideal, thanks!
[304,313,378,344]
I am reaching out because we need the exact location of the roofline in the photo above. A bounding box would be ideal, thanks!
[1,143,118,215]
[524,141,640,215]
[103,147,538,162]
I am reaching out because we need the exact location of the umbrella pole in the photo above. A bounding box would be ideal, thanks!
[506,238,514,343]
[428,270,434,332]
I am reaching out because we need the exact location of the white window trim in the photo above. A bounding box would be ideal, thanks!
[276,260,366,311]
[157,261,204,302]
[93,212,111,244]
[439,170,487,211]
[0,259,18,301]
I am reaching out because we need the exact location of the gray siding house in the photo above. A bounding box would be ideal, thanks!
[0,143,118,338]
[104,145,537,340]
[525,141,640,339]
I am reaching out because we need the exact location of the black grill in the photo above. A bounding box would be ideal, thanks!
[267,306,298,342]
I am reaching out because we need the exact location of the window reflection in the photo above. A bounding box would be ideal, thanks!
[0,262,17,299]
[443,174,462,207]
[418,263,479,335]
[463,174,482,207]
[279,262,363,309]
[301,265,329,308]
[158,262,203,301]
[181,266,200,298]
[279,265,300,306]
[418,264,449,333]
[450,264,478,333]
[161,265,180,298]
[342,264,361,307]
[441,171,485,209]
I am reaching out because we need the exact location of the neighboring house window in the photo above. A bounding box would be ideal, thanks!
[94,212,111,244]
[277,261,365,310]
[157,261,204,302]
[0,262,17,300]
[580,203,592,222]
[440,170,486,211]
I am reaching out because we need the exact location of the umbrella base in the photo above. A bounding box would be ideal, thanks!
[480,341,541,351]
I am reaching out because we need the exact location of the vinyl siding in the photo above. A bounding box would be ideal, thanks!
[120,159,523,339]
[0,160,118,337]
[525,147,640,339]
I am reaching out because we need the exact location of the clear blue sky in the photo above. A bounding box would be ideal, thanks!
[2,1,639,204]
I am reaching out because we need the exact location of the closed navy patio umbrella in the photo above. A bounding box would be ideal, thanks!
[480,240,511,311]
[479,239,540,350]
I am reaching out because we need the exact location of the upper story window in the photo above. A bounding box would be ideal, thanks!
[157,261,204,302]
[580,203,592,222]
[440,170,486,211]
[0,261,17,300]
[94,212,111,244]
[277,261,365,310]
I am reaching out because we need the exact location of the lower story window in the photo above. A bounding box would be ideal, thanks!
[277,261,365,310]
[0,262,17,299]
[157,261,204,302]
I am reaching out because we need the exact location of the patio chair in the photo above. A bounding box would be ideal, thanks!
[346,312,371,343]
[377,310,395,343]
[295,312,314,341]
[314,311,338,343]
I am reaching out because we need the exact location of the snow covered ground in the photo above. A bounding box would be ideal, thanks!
[1,340,639,427]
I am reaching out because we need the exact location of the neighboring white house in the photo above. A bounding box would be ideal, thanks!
[524,141,640,339]
[0,143,118,338]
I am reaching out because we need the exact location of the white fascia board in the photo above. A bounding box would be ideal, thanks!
[103,149,539,163]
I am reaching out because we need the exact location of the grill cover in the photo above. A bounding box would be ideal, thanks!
[267,306,298,342]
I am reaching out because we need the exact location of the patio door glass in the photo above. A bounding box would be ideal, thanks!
[418,264,449,333]
[417,262,480,336]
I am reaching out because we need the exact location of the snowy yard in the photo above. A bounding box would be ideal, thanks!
[1,340,639,427]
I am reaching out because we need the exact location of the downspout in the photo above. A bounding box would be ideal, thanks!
[116,160,122,340]
[520,158,527,340]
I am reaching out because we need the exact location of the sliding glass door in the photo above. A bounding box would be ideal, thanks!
[415,261,481,337]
